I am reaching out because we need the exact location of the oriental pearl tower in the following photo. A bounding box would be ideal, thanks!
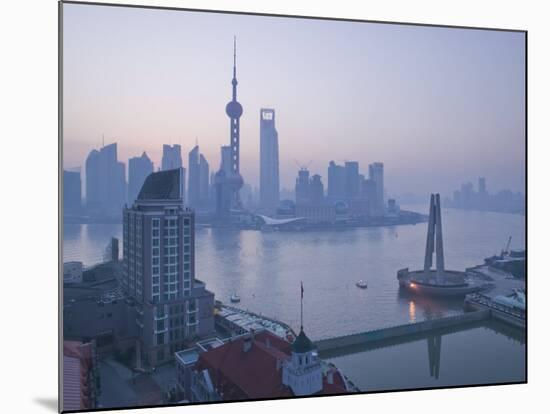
[215,37,244,218]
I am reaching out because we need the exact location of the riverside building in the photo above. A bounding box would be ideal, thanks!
[123,169,215,366]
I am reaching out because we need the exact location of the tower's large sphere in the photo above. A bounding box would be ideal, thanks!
[226,101,243,118]
[227,173,244,191]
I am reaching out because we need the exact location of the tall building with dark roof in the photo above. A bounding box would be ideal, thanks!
[123,169,215,367]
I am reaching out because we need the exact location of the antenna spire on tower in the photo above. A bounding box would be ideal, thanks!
[233,35,236,77]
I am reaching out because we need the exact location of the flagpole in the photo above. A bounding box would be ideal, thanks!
[300,281,303,331]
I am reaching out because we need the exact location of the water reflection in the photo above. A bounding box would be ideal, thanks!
[325,320,525,391]
[427,334,442,379]
[408,301,416,322]
[398,287,463,322]
[63,223,123,265]
[320,319,524,359]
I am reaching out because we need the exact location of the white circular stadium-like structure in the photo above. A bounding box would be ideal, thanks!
[256,214,306,229]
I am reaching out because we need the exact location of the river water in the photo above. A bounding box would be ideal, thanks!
[63,204,526,389]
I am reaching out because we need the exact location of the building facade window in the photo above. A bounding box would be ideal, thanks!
[151,217,161,303]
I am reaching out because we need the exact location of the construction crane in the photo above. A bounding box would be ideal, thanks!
[501,236,512,257]
[294,159,312,171]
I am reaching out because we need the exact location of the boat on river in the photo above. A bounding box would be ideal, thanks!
[356,280,368,289]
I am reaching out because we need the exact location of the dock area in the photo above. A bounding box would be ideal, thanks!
[464,292,525,328]
[466,264,524,296]
[464,263,525,329]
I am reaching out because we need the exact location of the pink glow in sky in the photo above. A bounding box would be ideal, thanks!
[62,3,525,195]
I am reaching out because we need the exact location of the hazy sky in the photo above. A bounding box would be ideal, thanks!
[62,3,525,196]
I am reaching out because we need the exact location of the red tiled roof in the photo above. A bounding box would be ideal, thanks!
[63,355,83,411]
[63,341,95,410]
[64,341,92,360]
[195,331,349,399]
[321,366,348,394]
[196,331,292,400]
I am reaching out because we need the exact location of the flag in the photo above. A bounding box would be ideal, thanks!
[301,281,304,299]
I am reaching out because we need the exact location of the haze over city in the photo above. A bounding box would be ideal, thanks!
[63,3,525,196]
[61,3,527,411]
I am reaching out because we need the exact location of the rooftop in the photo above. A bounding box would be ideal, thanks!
[175,349,199,366]
[176,337,226,366]
[195,331,294,400]
[216,305,295,339]
[137,169,182,201]
[194,330,348,399]
[63,341,95,411]
[196,337,225,352]
[63,355,82,411]
[292,328,314,353]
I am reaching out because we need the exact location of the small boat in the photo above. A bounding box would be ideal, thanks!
[230,293,241,303]
[356,280,368,289]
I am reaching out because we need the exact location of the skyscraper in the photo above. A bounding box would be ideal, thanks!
[128,152,153,206]
[327,161,346,202]
[215,37,244,218]
[161,144,185,201]
[478,177,487,195]
[85,150,100,213]
[209,172,217,210]
[460,181,474,209]
[295,169,310,205]
[368,162,384,216]
[161,144,182,171]
[309,174,324,205]
[199,154,210,207]
[122,169,215,367]
[188,145,200,208]
[63,169,81,215]
[259,108,280,213]
[85,143,126,217]
[361,178,377,215]
[345,161,360,200]
[215,146,233,217]
[477,176,488,209]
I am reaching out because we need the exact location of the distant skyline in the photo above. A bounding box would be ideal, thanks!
[62,3,525,197]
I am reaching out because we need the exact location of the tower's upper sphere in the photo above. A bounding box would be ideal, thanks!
[226,101,243,118]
